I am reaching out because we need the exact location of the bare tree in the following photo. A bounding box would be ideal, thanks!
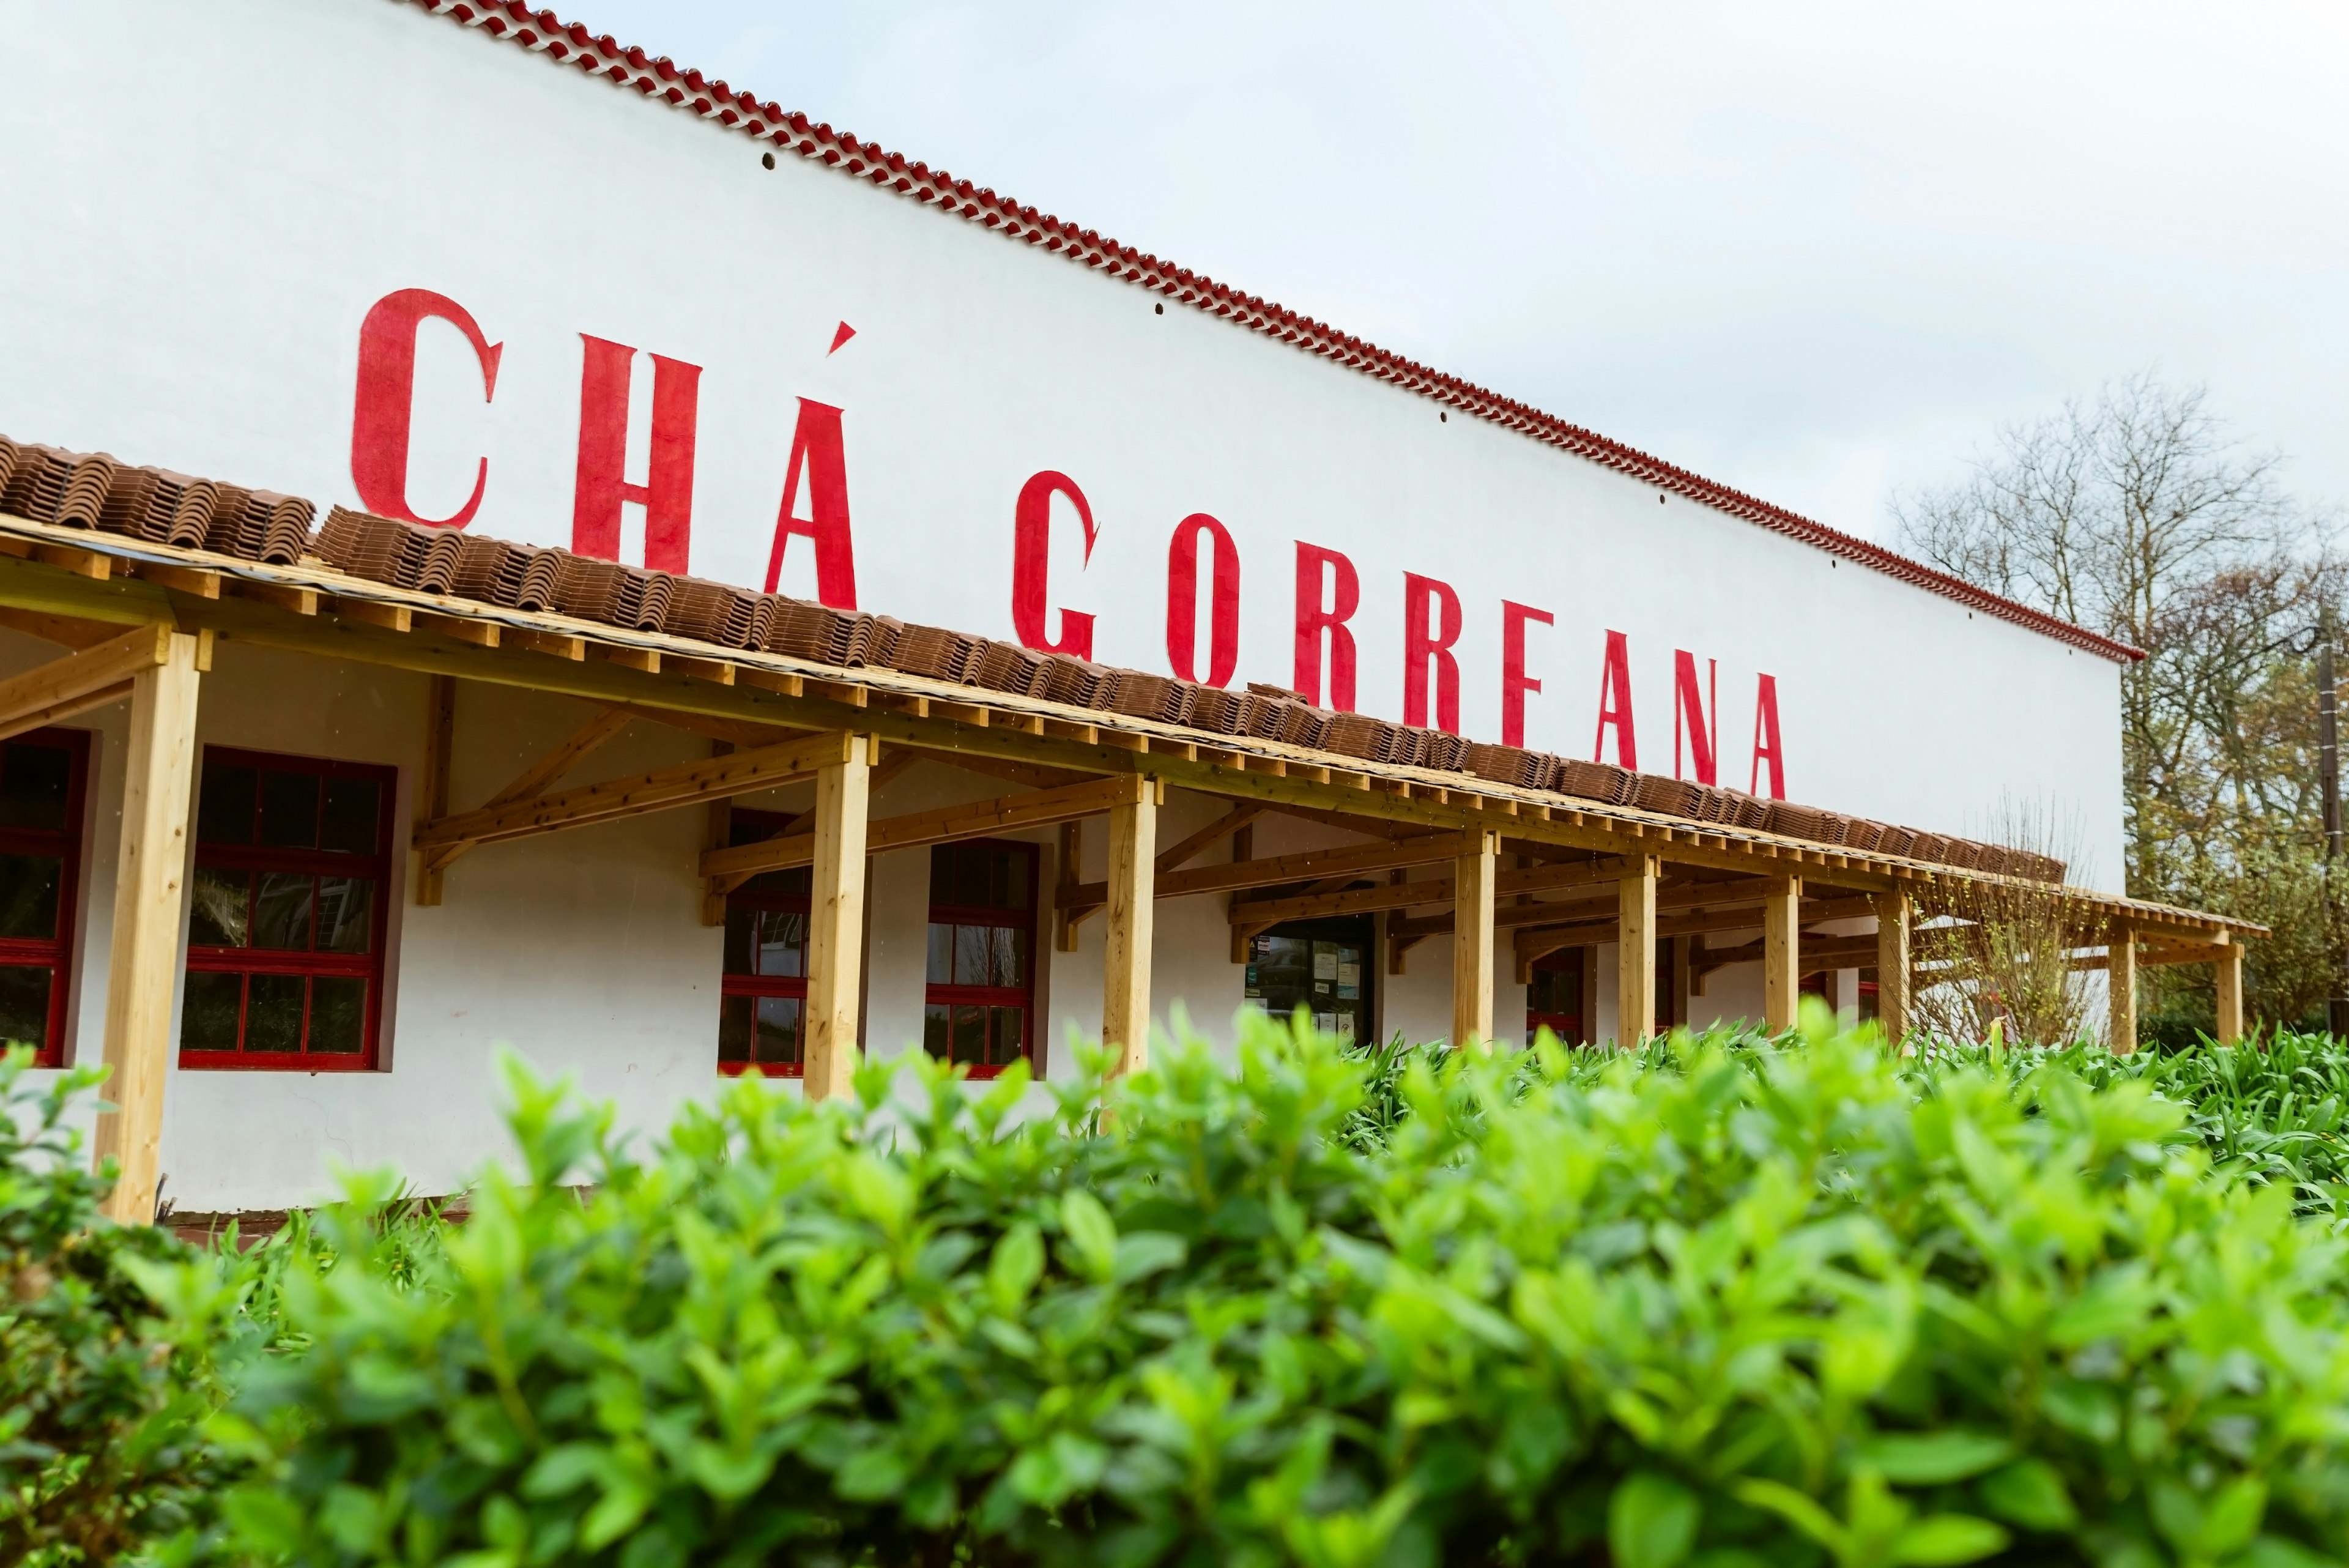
[1895,372,2341,1033]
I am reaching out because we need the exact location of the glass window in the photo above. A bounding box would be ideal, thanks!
[1244,916,1374,1044]
[1526,950,1583,1046]
[0,732,89,1065]
[716,806,815,1077]
[921,841,1037,1077]
[180,749,393,1070]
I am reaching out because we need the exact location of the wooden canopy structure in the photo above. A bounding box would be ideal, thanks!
[0,440,2263,1225]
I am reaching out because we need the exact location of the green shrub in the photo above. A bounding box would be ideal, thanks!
[162,1010,2349,1568]
[0,1047,247,1565]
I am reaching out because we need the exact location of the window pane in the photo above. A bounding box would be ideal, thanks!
[718,994,754,1063]
[320,777,382,855]
[922,1002,951,1061]
[954,924,990,986]
[258,771,320,849]
[309,977,366,1053]
[952,1004,985,1065]
[0,964,51,1050]
[247,974,304,1053]
[252,872,316,951]
[991,926,1026,988]
[1003,855,1030,910]
[926,923,952,985]
[989,1006,1025,1066]
[196,764,256,845]
[754,997,802,1066]
[0,743,70,831]
[315,877,374,954]
[188,866,251,948]
[755,911,805,978]
[723,910,754,975]
[0,855,62,940]
[180,971,243,1052]
[928,847,953,905]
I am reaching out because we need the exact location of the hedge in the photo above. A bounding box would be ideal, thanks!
[16,1009,2349,1566]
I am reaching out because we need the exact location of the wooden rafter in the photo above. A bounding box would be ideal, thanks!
[423,705,640,885]
[0,621,197,744]
[0,604,135,649]
[1227,854,1635,926]
[1061,830,1475,911]
[416,728,857,852]
[1156,804,1269,874]
[699,772,1154,882]
[705,749,926,899]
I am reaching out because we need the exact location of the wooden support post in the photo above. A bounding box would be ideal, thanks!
[2214,935,2244,1046]
[1579,945,1600,1044]
[700,741,734,927]
[1874,890,1912,1049]
[415,675,456,905]
[92,631,204,1224]
[1762,875,1802,1033]
[1617,854,1660,1047]
[1226,823,1253,964]
[2108,922,2137,1054]
[1669,935,1690,1029]
[1055,820,1083,953]
[1452,829,1499,1051]
[1688,932,1709,1000]
[1102,777,1159,1076]
[802,735,875,1102]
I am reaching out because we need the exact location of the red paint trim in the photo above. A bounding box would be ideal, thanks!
[0,729,93,1069]
[404,0,2140,666]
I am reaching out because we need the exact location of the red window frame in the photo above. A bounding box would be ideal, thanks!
[1525,946,1582,1046]
[0,728,91,1068]
[179,746,396,1071]
[924,838,1038,1079]
[717,808,811,1078]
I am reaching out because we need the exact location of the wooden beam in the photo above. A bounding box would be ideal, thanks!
[610,702,800,749]
[91,630,204,1224]
[417,728,856,852]
[1055,820,1084,953]
[2214,935,2244,1045]
[0,605,128,649]
[2109,922,2136,1054]
[0,621,180,744]
[1156,803,1268,875]
[231,579,319,615]
[1618,855,1659,1047]
[1868,891,1907,1047]
[1063,830,1476,910]
[1103,775,1159,1077]
[132,562,220,598]
[700,772,1149,882]
[414,675,458,905]
[425,704,637,888]
[336,598,410,633]
[803,736,876,1101]
[1762,876,1802,1031]
[415,611,496,647]
[1222,852,1630,926]
[1453,830,1498,1050]
[900,746,1094,793]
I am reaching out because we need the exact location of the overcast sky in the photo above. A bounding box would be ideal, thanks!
[574,0,2348,544]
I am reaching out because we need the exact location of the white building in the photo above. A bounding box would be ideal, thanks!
[0,0,2247,1219]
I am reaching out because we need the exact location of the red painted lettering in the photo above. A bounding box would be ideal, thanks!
[1750,672,1786,799]
[1674,650,1718,786]
[1501,600,1552,748]
[571,335,702,571]
[1593,629,1637,770]
[1401,572,1463,732]
[1293,541,1359,710]
[1165,513,1240,686]
[763,399,859,608]
[349,288,501,529]
[1011,470,1097,657]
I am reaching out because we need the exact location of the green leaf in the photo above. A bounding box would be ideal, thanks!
[1733,1479,1847,1555]
[1861,1432,2017,1485]
[1978,1460,2077,1531]
[521,1441,606,1498]
[1893,1514,2010,1566]
[1609,1471,1701,1568]
[1112,1230,1187,1284]
[988,1222,1045,1312]
[1060,1189,1119,1282]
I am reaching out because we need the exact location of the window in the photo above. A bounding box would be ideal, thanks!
[1244,915,1374,1043]
[718,808,810,1077]
[1526,948,1582,1046]
[924,840,1036,1077]
[180,748,395,1069]
[0,730,89,1066]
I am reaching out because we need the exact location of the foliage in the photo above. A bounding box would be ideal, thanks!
[1894,371,2345,1028]
[124,1008,2349,1568]
[0,1046,247,1566]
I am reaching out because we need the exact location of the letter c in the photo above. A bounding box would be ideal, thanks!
[350,288,502,528]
